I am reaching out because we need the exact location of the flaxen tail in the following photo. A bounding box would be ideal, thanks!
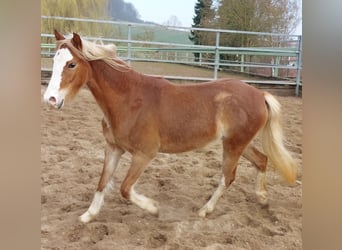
[262,92,297,184]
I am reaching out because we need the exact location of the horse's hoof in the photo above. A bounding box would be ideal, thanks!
[79,211,94,223]
[198,208,208,218]
[256,191,268,205]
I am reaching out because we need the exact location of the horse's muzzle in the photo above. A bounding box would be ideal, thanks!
[48,96,64,109]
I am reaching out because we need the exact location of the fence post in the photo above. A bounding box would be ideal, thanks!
[295,35,302,96]
[127,24,132,65]
[214,31,220,80]
[41,16,302,89]
[240,54,245,73]
[275,56,280,77]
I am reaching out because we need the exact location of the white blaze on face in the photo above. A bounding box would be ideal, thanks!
[43,48,73,108]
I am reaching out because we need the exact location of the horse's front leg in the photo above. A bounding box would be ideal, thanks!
[79,143,124,223]
[120,153,159,216]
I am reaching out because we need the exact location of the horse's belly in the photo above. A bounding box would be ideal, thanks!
[158,127,221,153]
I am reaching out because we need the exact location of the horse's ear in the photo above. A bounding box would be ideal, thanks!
[71,32,82,51]
[54,29,65,41]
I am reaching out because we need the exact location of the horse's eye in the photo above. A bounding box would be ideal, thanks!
[68,63,76,69]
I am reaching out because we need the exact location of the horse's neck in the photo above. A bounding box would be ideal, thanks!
[86,60,134,118]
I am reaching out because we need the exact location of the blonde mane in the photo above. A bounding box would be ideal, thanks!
[80,38,131,72]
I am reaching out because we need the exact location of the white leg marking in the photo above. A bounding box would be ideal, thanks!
[79,147,122,223]
[255,171,268,205]
[80,191,105,223]
[198,177,226,217]
[79,181,114,224]
[130,186,159,215]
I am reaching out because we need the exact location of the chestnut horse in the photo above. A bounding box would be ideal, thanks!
[43,31,297,223]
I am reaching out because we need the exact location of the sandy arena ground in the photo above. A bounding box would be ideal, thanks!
[41,83,302,249]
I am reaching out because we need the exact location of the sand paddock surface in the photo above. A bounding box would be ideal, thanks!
[41,83,302,250]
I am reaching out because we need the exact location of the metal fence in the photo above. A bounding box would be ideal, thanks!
[41,16,302,96]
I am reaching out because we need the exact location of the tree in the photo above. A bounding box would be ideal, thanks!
[163,15,182,27]
[215,0,300,68]
[189,0,215,61]
[41,0,112,43]
[108,0,141,23]
[217,0,300,47]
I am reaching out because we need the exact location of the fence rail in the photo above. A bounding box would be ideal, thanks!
[41,16,302,96]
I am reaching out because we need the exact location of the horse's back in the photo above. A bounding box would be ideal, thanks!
[156,78,266,153]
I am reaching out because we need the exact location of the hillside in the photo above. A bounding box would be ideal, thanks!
[108,0,192,45]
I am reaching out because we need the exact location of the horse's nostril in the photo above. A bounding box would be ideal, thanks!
[49,96,57,105]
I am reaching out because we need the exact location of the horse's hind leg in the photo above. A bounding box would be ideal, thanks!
[198,139,244,217]
[120,153,159,215]
[242,144,268,205]
[79,143,124,223]
[198,175,227,217]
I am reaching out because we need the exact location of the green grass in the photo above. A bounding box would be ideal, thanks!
[115,23,193,45]
[41,19,193,45]
[151,28,192,45]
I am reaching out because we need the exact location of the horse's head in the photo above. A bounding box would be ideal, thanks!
[43,30,91,109]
